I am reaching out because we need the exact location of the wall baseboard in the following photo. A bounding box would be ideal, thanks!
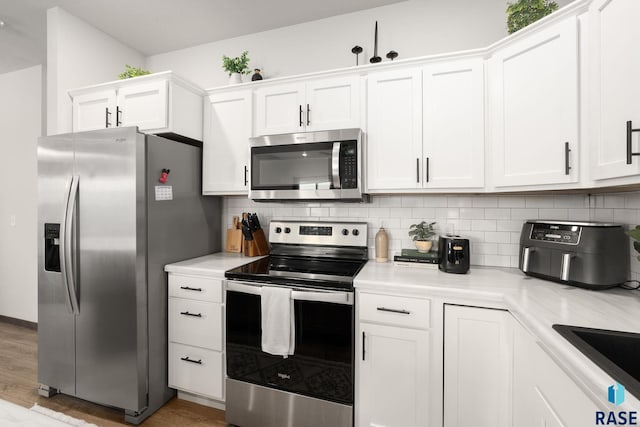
[0,315,37,331]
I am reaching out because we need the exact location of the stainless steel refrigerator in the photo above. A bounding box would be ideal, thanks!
[37,127,221,424]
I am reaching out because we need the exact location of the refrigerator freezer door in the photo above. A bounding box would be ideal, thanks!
[72,127,148,412]
[37,133,76,395]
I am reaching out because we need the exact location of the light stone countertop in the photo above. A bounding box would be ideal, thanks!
[355,261,640,410]
[164,252,265,276]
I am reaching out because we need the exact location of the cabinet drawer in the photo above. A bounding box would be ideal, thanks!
[359,293,430,329]
[169,343,224,400]
[168,274,223,303]
[169,298,222,350]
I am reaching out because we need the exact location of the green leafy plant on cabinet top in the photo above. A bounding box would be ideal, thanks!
[118,64,151,79]
[506,0,559,34]
[222,51,251,76]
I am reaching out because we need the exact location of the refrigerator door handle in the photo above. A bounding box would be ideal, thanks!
[59,176,74,315]
[63,175,80,315]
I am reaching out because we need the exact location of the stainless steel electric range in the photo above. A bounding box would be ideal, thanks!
[224,220,368,427]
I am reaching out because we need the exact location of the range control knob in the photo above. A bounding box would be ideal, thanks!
[342,228,349,236]
[275,227,282,234]
[284,227,291,234]
[352,229,360,236]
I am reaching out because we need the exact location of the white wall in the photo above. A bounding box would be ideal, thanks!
[146,0,573,89]
[46,7,145,135]
[0,65,42,323]
[223,191,640,280]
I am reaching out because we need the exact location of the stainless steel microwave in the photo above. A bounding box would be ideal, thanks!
[249,128,367,202]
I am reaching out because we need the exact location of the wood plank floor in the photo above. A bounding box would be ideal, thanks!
[0,320,227,426]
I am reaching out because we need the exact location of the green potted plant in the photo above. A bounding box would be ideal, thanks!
[506,0,559,34]
[626,226,640,261]
[118,64,151,79]
[222,51,251,84]
[409,221,437,253]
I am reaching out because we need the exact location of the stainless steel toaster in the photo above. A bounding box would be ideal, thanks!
[519,220,629,290]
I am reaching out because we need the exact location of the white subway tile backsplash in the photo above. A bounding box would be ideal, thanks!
[447,196,473,207]
[220,191,640,275]
[538,208,569,220]
[510,208,539,220]
[411,208,437,219]
[459,208,485,220]
[484,208,511,220]
[435,208,460,219]
[554,195,587,208]
[498,196,526,208]
[471,219,497,232]
[485,231,511,244]
[525,196,555,208]
[472,196,498,208]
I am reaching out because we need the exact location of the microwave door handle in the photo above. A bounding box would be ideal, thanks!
[332,142,341,189]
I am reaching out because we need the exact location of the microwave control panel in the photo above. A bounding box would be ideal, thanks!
[339,141,358,189]
[529,223,581,245]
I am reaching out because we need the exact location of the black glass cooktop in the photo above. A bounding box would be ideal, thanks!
[225,256,367,291]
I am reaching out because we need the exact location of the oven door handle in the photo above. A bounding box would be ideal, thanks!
[226,281,353,305]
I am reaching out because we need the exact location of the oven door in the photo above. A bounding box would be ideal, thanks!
[226,281,354,405]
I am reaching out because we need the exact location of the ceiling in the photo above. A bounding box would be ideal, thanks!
[0,0,406,75]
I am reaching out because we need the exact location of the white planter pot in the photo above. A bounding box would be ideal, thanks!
[229,73,242,84]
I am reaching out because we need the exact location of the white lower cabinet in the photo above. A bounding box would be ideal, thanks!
[168,273,225,401]
[356,292,431,427]
[443,305,513,427]
[512,320,599,427]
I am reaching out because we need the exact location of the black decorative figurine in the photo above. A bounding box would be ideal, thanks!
[351,45,363,66]
[251,69,263,81]
[370,21,382,63]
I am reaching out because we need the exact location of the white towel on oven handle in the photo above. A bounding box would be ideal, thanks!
[261,286,295,357]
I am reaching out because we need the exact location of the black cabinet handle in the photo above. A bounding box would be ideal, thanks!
[377,307,411,315]
[425,157,430,183]
[416,158,420,183]
[627,121,640,164]
[299,105,303,127]
[105,107,111,128]
[180,311,202,317]
[244,165,248,186]
[306,104,310,126]
[116,106,122,126]
[362,331,366,361]
[179,286,202,292]
[180,356,202,365]
[564,142,571,175]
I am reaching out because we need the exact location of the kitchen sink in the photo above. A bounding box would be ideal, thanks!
[553,324,640,399]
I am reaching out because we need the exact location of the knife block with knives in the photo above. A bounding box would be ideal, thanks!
[241,212,270,257]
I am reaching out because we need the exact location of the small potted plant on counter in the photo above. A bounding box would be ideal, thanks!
[409,221,437,253]
[222,51,251,84]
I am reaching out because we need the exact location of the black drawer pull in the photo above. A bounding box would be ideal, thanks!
[180,311,202,317]
[627,121,640,164]
[180,356,202,365]
[180,286,202,292]
[377,307,411,315]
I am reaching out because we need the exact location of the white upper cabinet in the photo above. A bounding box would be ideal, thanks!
[203,90,252,195]
[423,58,485,188]
[489,16,579,188]
[116,80,168,131]
[254,75,360,136]
[589,0,640,180]
[69,72,204,141]
[72,90,117,133]
[366,68,423,190]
